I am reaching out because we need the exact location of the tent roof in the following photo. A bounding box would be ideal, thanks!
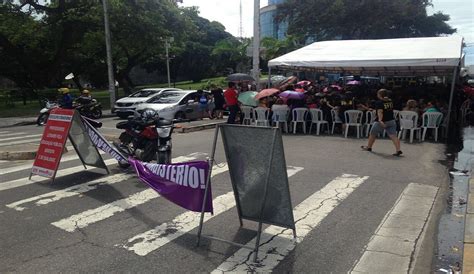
[268,36,464,76]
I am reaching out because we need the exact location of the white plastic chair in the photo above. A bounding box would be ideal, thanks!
[330,109,343,134]
[254,107,269,127]
[309,109,329,135]
[272,108,289,133]
[422,112,443,142]
[398,111,421,143]
[393,110,400,121]
[240,106,254,125]
[364,110,376,137]
[291,108,308,134]
[344,110,363,138]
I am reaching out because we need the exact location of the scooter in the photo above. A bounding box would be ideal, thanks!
[37,99,59,126]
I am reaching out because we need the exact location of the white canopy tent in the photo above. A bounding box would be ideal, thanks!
[268,36,464,137]
[268,36,464,76]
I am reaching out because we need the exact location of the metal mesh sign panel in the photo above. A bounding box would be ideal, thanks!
[220,125,295,229]
[68,113,108,170]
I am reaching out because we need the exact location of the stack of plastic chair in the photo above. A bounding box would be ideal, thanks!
[291,108,308,134]
[422,112,443,142]
[364,110,376,137]
[398,111,421,143]
[254,107,269,127]
[309,109,329,135]
[344,110,363,138]
[240,106,254,125]
[272,109,289,133]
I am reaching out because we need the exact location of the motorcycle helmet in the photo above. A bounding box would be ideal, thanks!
[141,109,159,121]
[58,87,70,94]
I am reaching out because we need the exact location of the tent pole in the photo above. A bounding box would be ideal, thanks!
[268,67,272,88]
[445,66,458,139]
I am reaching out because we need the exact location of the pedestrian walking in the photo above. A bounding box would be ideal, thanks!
[224,82,239,124]
[361,89,402,156]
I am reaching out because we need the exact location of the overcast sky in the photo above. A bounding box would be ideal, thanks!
[180,0,473,43]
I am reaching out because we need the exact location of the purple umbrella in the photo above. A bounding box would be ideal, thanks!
[279,90,305,100]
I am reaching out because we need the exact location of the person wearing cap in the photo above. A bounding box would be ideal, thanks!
[58,87,73,109]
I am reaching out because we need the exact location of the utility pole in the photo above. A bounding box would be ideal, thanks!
[102,0,116,112]
[165,37,174,88]
[252,0,260,90]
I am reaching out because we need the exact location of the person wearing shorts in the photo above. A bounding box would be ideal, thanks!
[361,89,402,156]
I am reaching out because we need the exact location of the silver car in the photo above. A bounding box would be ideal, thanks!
[135,90,215,120]
[113,87,182,118]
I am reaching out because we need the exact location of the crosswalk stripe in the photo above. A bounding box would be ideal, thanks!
[350,183,438,273]
[0,150,106,175]
[0,132,28,137]
[121,166,304,256]
[0,152,207,192]
[0,139,40,147]
[0,133,42,142]
[5,155,200,211]
[212,174,369,273]
[51,162,229,232]
[0,131,10,134]
[0,158,117,192]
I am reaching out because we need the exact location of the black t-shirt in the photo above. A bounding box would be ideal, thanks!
[374,99,394,122]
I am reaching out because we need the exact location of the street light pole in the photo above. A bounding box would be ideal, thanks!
[102,0,116,112]
[252,0,260,91]
[165,38,172,88]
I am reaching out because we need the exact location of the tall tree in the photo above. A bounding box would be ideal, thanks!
[276,0,456,41]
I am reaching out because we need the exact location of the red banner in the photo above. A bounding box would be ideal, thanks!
[31,108,74,178]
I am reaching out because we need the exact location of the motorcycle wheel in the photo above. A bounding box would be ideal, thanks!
[37,113,49,126]
[157,151,171,164]
[91,108,102,119]
[141,141,156,162]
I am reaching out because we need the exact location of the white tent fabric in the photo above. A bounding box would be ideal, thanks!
[268,36,464,76]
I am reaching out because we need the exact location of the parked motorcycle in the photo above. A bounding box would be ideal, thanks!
[37,99,59,126]
[113,109,175,168]
[36,98,102,126]
[74,98,102,119]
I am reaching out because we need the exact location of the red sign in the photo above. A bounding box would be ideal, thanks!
[31,108,74,178]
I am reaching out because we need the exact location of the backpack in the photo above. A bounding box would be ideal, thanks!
[199,94,208,104]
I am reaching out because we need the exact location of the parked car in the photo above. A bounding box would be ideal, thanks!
[112,88,182,119]
[135,90,215,120]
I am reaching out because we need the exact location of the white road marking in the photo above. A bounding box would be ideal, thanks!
[0,151,106,175]
[351,183,438,273]
[0,159,117,192]
[122,166,304,256]
[5,155,200,211]
[0,133,42,142]
[0,140,41,147]
[0,131,10,134]
[212,174,369,273]
[0,132,28,137]
[51,162,228,232]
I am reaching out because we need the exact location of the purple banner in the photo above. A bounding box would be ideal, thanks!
[129,158,213,213]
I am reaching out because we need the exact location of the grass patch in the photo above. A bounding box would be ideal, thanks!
[0,76,227,117]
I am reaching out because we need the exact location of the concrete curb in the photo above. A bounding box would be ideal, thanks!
[464,177,474,273]
[176,121,225,133]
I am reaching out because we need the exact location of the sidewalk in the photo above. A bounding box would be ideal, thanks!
[462,127,474,273]
[0,111,116,128]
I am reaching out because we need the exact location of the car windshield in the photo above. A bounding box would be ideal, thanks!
[149,92,184,104]
[129,89,159,98]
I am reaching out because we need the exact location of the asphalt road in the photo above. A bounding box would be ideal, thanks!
[0,122,449,273]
